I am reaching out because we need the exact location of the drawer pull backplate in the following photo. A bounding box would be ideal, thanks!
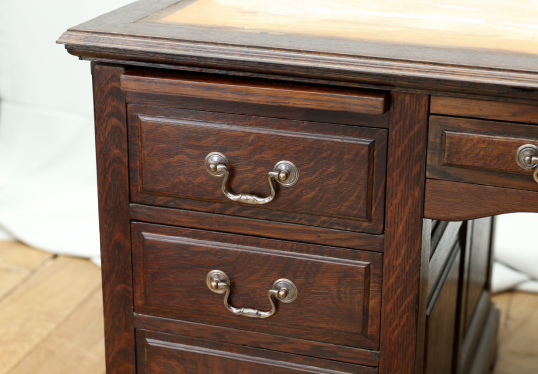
[205,152,298,205]
[206,270,297,318]
[516,144,538,183]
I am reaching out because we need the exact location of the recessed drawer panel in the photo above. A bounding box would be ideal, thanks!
[129,105,387,233]
[427,116,538,191]
[136,330,378,374]
[132,223,382,350]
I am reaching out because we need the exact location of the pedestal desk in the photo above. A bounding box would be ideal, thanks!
[58,1,538,373]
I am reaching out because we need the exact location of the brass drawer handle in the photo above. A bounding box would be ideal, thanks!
[206,270,298,319]
[516,144,538,183]
[205,152,298,205]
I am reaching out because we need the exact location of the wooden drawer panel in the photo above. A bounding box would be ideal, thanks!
[431,96,538,125]
[122,69,389,116]
[424,246,460,374]
[136,330,378,374]
[427,116,538,191]
[129,105,387,233]
[132,223,382,350]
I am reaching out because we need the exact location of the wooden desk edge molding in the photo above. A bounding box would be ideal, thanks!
[58,1,538,373]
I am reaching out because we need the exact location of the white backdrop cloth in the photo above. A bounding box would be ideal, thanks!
[492,213,538,294]
[0,0,133,263]
[0,0,537,285]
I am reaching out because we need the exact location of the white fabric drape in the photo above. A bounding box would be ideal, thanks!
[0,0,133,264]
[492,213,538,294]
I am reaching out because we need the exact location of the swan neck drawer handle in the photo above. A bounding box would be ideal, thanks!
[206,270,298,319]
[205,152,299,205]
[516,144,538,184]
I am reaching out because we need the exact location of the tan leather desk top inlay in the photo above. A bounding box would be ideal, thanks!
[147,0,538,56]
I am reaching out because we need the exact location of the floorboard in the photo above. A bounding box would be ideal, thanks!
[0,242,101,374]
[9,288,106,374]
[492,291,538,374]
[0,241,53,300]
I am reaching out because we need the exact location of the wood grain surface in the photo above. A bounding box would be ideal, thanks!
[431,96,538,125]
[0,241,52,300]
[379,93,429,374]
[427,116,538,191]
[427,222,462,298]
[424,248,460,374]
[0,242,105,374]
[493,291,538,374]
[424,179,538,221]
[0,256,101,374]
[460,291,491,374]
[131,223,382,350]
[92,64,135,374]
[129,204,385,252]
[9,289,105,374]
[136,330,378,374]
[134,314,380,367]
[125,91,390,129]
[463,218,493,335]
[121,69,389,115]
[467,305,499,374]
[129,105,387,233]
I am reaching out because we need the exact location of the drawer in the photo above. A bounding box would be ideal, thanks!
[427,116,538,191]
[128,105,387,233]
[121,69,390,128]
[136,330,377,374]
[132,223,382,351]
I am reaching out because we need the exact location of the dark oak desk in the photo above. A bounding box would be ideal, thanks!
[58,1,538,373]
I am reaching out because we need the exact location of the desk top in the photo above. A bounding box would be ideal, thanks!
[150,0,538,59]
[58,0,538,97]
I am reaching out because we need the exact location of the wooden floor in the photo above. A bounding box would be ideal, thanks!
[0,241,104,374]
[492,290,538,374]
[0,241,536,374]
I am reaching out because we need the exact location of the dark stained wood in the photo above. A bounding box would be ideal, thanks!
[459,291,491,374]
[92,64,135,373]
[89,55,538,108]
[427,116,538,191]
[424,179,538,221]
[128,105,387,233]
[463,218,493,334]
[455,221,473,373]
[466,305,499,374]
[125,91,390,129]
[414,219,432,374]
[427,222,462,298]
[444,132,538,174]
[136,330,378,374]
[431,96,538,125]
[430,220,449,255]
[131,223,382,350]
[121,69,390,115]
[424,247,460,374]
[63,42,538,102]
[379,93,429,374]
[133,314,380,367]
[129,204,385,252]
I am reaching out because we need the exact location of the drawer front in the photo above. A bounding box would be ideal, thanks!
[132,223,382,350]
[428,116,538,191]
[137,330,377,374]
[129,105,387,233]
[122,69,389,117]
